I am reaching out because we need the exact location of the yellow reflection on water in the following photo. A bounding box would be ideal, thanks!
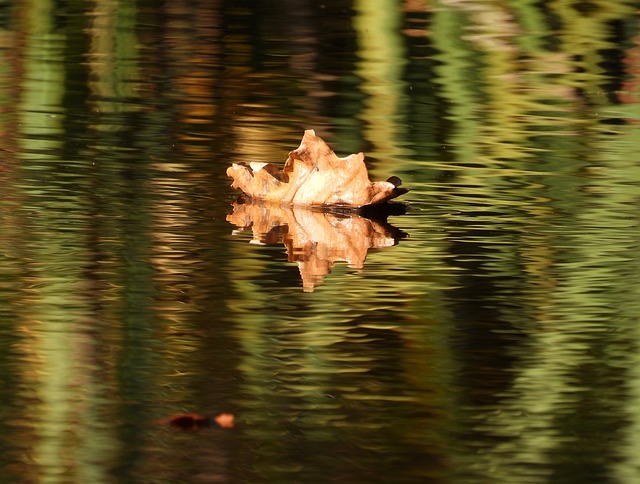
[353,0,411,169]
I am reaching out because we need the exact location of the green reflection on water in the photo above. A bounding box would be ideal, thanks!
[19,0,65,157]
[354,0,410,167]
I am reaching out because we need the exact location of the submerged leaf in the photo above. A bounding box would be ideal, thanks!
[166,413,209,430]
[227,130,408,208]
[156,412,235,431]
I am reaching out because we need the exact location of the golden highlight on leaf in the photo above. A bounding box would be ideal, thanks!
[226,130,408,208]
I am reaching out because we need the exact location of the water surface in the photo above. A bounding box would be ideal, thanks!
[1,1,640,483]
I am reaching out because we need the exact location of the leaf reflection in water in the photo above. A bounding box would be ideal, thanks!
[227,200,408,292]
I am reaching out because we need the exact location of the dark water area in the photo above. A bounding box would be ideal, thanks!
[1,1,640,482]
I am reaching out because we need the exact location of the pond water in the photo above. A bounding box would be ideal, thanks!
[1,1,640,483]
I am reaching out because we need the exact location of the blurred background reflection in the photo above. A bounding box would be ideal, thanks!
[1,0,639,482]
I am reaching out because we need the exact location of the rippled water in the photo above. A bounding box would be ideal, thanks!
[1,1,640,483]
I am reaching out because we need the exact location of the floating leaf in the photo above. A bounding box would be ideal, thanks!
[227,130,408,208]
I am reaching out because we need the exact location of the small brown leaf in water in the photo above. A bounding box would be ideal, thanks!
[226,130,408,208]
[157,412,235,431]
[163,412,210,430]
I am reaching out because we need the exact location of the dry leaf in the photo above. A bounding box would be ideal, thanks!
[160,412,210,430]
[227,130,408,208]
[157,412,235,430]
[227,200,406,292]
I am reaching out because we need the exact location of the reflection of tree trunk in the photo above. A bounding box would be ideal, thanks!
[18,0,65,158]
[17,2,88,482]
[87,0,139,116]
[353,0,409,170]
[227,200,406,292]
[619,35,640,115]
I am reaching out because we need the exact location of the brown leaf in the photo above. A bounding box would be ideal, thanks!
[162,412,210,430]
[157,412,235,431]
[227,130,408,208]
[227,201,406,292]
